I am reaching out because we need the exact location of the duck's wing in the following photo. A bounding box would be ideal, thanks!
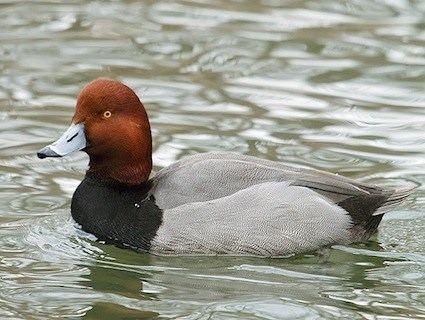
[151,152,411,213]
[150,182,352,256]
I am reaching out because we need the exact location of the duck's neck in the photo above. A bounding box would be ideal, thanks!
[87,155,152,186]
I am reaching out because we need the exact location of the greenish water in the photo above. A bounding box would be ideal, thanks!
[0,0,424,319]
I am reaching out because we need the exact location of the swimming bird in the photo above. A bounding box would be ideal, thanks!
[37,78,413,256]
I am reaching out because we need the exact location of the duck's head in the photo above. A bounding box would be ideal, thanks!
[37,78,152,185]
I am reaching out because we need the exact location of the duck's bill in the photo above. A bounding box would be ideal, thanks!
[37,123,87,159]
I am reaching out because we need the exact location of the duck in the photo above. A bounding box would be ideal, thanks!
[37,78,413,256]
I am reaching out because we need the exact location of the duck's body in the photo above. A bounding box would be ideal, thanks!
[72,151,409,256]
[38,79,413,256]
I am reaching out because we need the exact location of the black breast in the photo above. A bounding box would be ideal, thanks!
[71,176,163,251]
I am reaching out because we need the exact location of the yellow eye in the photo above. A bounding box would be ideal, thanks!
[103,111,112,118]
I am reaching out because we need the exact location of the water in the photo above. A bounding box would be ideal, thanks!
[0,0,424,319]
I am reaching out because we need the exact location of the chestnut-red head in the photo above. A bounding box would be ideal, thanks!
[38,78,152,185]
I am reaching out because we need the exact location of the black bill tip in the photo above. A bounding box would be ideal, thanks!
[37,146,61,159]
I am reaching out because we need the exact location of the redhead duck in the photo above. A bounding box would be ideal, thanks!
[37,79,413,256]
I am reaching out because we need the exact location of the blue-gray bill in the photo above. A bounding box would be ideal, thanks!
[37,123,86,159]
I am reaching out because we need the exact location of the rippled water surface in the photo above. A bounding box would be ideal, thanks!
[1,0,424,319]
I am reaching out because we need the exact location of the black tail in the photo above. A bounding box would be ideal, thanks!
[337,187,413,240]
